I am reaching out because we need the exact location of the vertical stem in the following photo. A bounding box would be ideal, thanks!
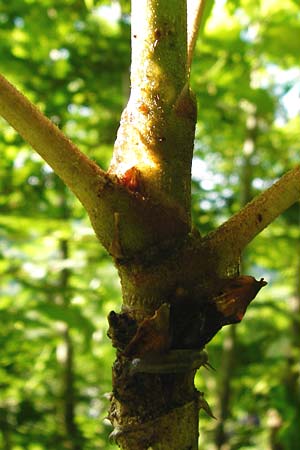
[130,0,188,101]
[107,4,201,449]
[110,0,196,218]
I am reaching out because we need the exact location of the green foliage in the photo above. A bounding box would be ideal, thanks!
[1,0,300,449]
[192,0,300,448]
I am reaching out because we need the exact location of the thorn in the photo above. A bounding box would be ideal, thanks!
[203,361,216,371]
[198,392,217,420]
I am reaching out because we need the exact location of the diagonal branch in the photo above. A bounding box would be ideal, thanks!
[187,0,206,71]
[187,0,214,73]
[209,165,300,266]
[0,73,107,212]
[0,74,189,257]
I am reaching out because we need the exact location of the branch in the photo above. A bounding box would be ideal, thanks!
[0,73,189,257]
[0,73,107,212]
[209,165,300,265]
[187,1,206,71]
[187,0,214,73]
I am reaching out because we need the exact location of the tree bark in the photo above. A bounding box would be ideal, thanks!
[106,4,268,448]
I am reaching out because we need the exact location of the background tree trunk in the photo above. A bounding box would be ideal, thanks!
[215,106,258,449]
[0,408,12,450]
[56,235,83,450]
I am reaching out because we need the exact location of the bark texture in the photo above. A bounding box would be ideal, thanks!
[105,7,269,446]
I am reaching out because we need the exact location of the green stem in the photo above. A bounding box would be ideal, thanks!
[130,0,188,100]
[0,73,189,257]
[209,165,300,273]
[187,0,206,71]
[110,0,196,218]
[0,73,106,213]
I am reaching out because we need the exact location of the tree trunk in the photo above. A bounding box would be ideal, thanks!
[103,3,271,448]
[281,203,300,449]
[56,238,82,450]
[107,4,201,446]
[215,325,236,450]
[0,408,12,450]
[215,106,258,450]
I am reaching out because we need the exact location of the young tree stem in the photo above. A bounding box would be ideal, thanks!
[110,0,196,218]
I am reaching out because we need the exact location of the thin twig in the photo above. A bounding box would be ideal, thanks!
[187,0,206,73]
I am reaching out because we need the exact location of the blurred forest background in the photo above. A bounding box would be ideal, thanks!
[1,0,300,449]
